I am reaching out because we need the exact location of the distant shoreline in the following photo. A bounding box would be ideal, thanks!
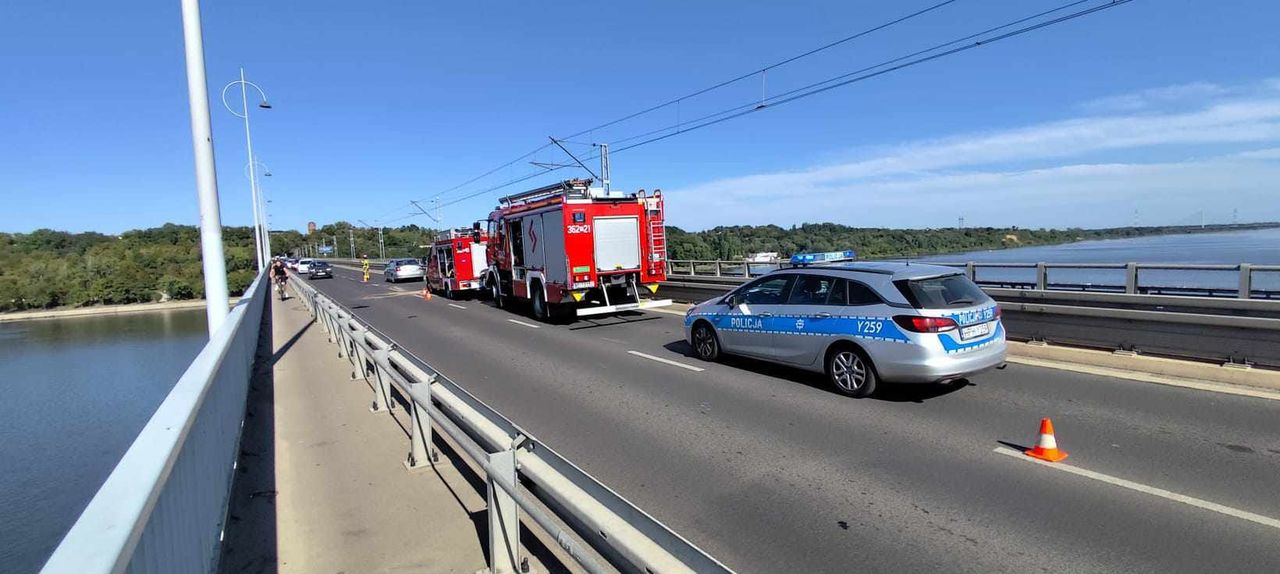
[0,298,242,323]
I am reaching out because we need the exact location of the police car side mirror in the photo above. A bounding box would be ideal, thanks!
[722,293,738,307]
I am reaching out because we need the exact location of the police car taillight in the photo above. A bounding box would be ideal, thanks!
[893,316,959,333]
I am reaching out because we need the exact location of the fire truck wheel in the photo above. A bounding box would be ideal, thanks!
[692,322,720,361]
[532,287,550,322]
[443,283,454,300]
[491,281,505,308]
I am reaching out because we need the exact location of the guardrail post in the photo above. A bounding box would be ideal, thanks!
[1125,262,1138,294]
[370,348,393,413]
[1239,264,1252,299]
[743,258,751,278]
[965,262,976,280]
[486,448,522,574]
[405,397,437,470]
[1035,263,1047,290]
[714,261,721,277]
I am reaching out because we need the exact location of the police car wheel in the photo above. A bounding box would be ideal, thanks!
[828,347,876,398]
[692,323,720,361]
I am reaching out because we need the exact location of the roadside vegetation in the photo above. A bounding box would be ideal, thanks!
[4,221,1275,312]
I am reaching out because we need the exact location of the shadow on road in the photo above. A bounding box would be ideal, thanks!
[662,339,974,403]
[219,297,281,573]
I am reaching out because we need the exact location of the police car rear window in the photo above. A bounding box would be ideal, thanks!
[894,274,989,309]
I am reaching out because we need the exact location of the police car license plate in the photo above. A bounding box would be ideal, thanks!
[960,322,992,340]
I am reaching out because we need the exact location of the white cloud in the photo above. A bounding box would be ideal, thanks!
[1078,82,1228,113]
[667,80,1280,229]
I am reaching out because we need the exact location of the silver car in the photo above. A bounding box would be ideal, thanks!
[683,262,1006,398]
[384,258,424,282]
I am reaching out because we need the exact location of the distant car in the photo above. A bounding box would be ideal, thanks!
[308,261,333,279]
[297,258,314,273]
[384,258,424,282]
[683,260,1006,398]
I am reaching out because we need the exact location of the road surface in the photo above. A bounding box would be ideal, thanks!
[299,268,1280,573]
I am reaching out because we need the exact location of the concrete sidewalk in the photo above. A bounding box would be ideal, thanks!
[219,294,563,573]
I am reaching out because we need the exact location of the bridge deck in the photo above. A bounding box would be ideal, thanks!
[218,292,563,573]
[291,265,1280,573]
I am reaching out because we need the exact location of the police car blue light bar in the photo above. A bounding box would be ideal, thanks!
[789,250,857,265]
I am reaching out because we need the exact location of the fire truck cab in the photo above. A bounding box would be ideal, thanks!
[425,228,489,299]
[484,179,672,321]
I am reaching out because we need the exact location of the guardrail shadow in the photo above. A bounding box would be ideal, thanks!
[662,339,973,403]
[218,297,281,573]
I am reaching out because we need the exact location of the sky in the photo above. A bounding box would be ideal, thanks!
[1,0,1278,234]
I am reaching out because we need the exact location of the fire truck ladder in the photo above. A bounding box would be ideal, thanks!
[644,191,667,270]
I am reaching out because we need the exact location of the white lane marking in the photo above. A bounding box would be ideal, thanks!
[627,350,705,372]
[448,303,467,309]
[507,319,541,329]
[993,447,1280,530]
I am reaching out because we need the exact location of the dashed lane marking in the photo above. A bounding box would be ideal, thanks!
[627,350,705,372]
[507,319,541,329]
[448,303,467,309]
[993,447,1280,531]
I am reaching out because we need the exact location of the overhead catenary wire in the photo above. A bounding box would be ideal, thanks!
[423,0,1134,213]
[412,0,965,207]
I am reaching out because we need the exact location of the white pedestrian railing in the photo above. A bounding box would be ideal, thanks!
[290,274,734,574]
[42,272,269,574]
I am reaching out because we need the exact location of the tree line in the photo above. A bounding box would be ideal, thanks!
[4,220,1274,312]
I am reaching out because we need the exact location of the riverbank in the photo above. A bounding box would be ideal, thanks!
[0,298,242,323]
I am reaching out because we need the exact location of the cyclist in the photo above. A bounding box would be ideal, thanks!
[270,257,289,300]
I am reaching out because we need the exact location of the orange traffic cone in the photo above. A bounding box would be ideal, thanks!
[1026,418,1068,462]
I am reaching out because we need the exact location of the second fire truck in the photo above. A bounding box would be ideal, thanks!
[483,178,671,320]
[425,228,489,299]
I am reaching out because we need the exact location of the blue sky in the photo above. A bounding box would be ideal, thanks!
[1,0,1278,234]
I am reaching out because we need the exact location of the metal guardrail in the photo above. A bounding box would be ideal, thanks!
[42,273,269,573]
[290,274,734,574]
[667,260,1280,299]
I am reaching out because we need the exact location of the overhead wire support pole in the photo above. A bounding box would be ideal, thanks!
[549,137,599,180]
[179,0,229,337]
[409,200,442,223]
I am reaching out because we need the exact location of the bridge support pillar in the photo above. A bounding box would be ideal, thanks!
[484,449,523,574]
[404,398,436,470]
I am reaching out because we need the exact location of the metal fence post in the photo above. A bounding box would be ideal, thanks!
[1125,262,1138,294]
[1035,263,1047,290]
[486,448,522,574]
[743,258,751,278]
[714,261,721,277]
[369,348,393,413]
[965,262,976,280]
[405,397,437,470]
[1239,264,1252,299]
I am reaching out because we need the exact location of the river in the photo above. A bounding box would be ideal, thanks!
[915,227,1280,294]
[0,309,208,573]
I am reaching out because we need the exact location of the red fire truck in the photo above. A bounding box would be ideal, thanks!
[425,228,489,299]
[483,178,671,320]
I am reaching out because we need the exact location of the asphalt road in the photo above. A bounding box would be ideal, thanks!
[299,268,1280,573]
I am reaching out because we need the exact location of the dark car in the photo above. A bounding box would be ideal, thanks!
[308,261,333,279]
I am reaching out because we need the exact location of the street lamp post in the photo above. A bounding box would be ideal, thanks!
[179,0,229,337]
[222,69,272,271]
[244,159,273,258]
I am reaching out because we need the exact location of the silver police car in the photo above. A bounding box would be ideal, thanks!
[683,261,1006,398]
